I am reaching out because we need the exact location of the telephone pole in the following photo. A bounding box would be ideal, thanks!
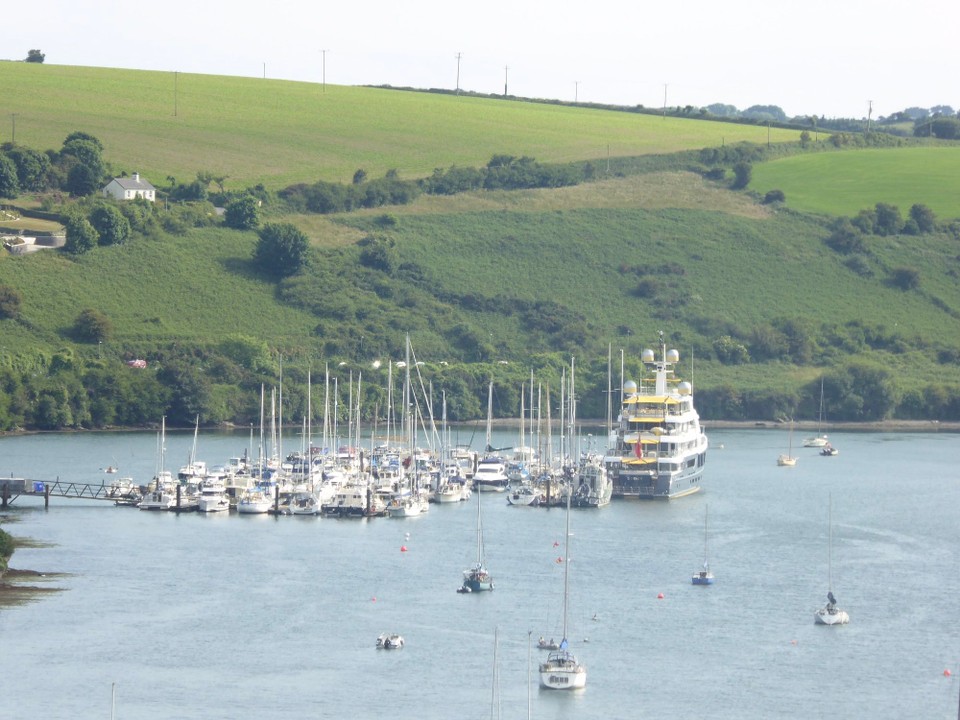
[455,52,462,94]
[504,65,508,97]
[321,49,327,92]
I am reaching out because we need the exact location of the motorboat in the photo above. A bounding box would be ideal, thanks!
[820,444,839,456]
[473,457,510,493]
[571,455,612,508]
[376,633,404,650]
[198,478,230,513]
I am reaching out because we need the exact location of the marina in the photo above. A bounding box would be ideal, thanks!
[1,427,959,719]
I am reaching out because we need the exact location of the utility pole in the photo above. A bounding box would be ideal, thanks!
[574,81,580,103]
[663,83,668,117]
[504,65,508,97]
[321,49,327,92]
[455,52,462,94]
[173,72,178,117]
[867,100,873,133]
[10,113,17,143]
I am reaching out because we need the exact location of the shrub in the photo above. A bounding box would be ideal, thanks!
[0,285,22,319]
[731,162,752,189]
[72,308,112,343]
[763,189,785,204]
[890,267,920,290]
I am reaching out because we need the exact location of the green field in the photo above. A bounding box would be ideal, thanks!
[751,147,960,219]
[1,62,802,189]
[1,63,960,428]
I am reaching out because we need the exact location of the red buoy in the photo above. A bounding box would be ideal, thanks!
[400,545,408,552]
[944,669,952,677]
[657,592,665,599]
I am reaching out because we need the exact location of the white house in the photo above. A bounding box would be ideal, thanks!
[102,173,156,202]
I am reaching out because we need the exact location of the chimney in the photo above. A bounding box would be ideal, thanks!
[133,172,140,183]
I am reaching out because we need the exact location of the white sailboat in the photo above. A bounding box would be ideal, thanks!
[777,419,798,466]
[815,494,849,625]
[539,360,587,690]
[803,378,830,448]
[691,504,715,585]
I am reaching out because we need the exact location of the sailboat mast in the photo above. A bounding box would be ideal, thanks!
[562,463,572,642]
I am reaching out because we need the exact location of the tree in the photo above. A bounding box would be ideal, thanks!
[352,169,367,185]
[66,162,102,197]
[224,195,261,230]
[731,161,752,189]
[253,223,310,278]
[5,146,50,191]
[72,308,112,343]
[89,205,131,246]
[909,203,936,233]
[874,203,903,236]
[63,214,99,254]
[0,284,22,319]
[25,49,45,63]
[0,155,19,198]
[799,130,811,148]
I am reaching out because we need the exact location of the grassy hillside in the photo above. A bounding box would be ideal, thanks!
[751,147,960,219]
[0,62,801,189]
[1,64,960,427]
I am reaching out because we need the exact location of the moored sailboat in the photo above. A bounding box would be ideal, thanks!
[815,495,849,625]
[691,504,715,585]
[459,485,494,593]
[539,465,586,689]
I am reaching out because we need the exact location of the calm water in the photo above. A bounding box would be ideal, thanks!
[1,427,959,720]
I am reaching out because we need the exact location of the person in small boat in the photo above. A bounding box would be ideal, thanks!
[827,591,837,611]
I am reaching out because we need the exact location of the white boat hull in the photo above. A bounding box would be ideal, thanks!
[815,607,850,625]
[539,652,587,689]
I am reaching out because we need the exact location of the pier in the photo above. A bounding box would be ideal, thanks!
[1,477,128,508]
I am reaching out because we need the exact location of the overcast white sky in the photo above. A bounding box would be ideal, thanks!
[3,0,956,119]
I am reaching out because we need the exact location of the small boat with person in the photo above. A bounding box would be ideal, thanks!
[376,633,404,650]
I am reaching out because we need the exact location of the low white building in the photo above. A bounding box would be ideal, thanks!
[102,173,156,202]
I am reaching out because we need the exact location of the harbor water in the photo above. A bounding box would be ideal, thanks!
[1,427,959,719]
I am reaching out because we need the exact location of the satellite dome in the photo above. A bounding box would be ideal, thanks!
[623,380,638,395]
[678,381,692,396]
[641,349,655,363]
[666,349,680,363]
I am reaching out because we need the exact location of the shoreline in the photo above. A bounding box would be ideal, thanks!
[1,418,958,438]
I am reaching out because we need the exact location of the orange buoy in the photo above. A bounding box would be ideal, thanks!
[657,592,665,599]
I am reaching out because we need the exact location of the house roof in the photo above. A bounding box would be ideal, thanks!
[109,175,155,191]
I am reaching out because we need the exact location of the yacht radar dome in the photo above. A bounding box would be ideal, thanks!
[641,349,655,363]
[666,349,680,363]
[678,381,692,396]
[623,380,638,395]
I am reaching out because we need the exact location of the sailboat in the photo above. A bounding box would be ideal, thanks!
[691,504,715,585]
[777,419,798,466]
[459,483,494,593]
[803,378,830,448]
[815,495,849,625]
[539,399,587,689]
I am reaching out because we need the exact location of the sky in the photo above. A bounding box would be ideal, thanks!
[2,0,957,120]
